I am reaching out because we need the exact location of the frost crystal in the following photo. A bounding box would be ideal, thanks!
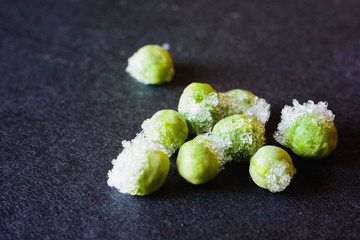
[213,115,266,161]
[221,92,271,125]
[107,133,166,195]
[198,133,232,170]
[274,99,335,146]
[182,92,219,134]
[244,97,271,125]
[265,160,296,193]
[141,118,174,157]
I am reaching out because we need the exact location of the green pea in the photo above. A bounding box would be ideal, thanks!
[212,114,265,161]
[135,150,170,195]
[221,89,270,125]
[223,89,256,115]
[142,109,188,155]
[177,135,221,184]
[178,82,219,134]
[274,100,338,159]
[249,146,296,192]
[126,44,174,85]
[108,144,170,196]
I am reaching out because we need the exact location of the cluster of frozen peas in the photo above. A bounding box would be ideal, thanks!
[107,44,338,196]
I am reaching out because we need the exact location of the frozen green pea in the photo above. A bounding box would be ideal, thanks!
[221,89,271,125]
[212,114,265,161]
[223,89,256,115]
[249,146,296,193]
[177,135,221,184]
[108,136,170,196]
[178,82,219,134]
[142,109,188,156]
[126,44,174,85]
[274,100,337,159]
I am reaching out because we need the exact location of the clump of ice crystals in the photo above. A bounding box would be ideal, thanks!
[265,160,297,193]
[274,99,335,146]
[219,92,271,125]
[107,133,166,195]
[244,97,271,125]
[198,133,233,171]
[181,92,219,134]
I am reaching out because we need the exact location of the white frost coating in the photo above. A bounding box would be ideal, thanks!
[107,133,166,195]
[181,92,219,134]
[213,115,266,161]
[265,160,297,193]
[141,118,174,157]
[125,52,150,85]
[274,99,335,146]
[140,118,179,157]
[222,92,271,125]
[244,97,271,125]
[198,133,232,170]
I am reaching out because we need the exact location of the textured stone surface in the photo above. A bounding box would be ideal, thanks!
[1,0,359,239]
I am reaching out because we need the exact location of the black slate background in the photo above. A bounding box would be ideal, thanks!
[1,0,360,239]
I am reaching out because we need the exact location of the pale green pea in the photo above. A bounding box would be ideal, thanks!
[142,109,188,155]
[274,100,337,159]
[287,115,337,159]
[126,44,174,85]
[212,114,265,161]
[249,146,296,193]
[177,135,221,185]
[178,82,219,134]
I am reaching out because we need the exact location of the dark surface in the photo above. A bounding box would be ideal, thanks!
[1,0,360,239]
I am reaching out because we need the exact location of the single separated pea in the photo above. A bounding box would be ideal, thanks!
[287,115,337,159]
[141,109,188,155]
[178,82,219,134]
[108,147,170,196]
[126,44,174,85]
[274,100,338,159]
[177,135,221,184]
[212,114,265,161]
[249,146,296,193]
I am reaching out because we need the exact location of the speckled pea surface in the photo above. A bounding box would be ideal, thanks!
[1,0,359,239]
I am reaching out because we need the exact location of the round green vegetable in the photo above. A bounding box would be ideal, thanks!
[141,109,188,156]
[135,150,170,195]
[223,89,256,115]
[212,114,265,161]
[126,44,174,85]
[274,100,337,159]
[177,135,221,184]
[249,146,296,193]
[178,82,219,134]
[221,89,271,125]
[107,136,170,196]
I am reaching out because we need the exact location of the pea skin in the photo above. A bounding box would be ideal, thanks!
[177,135,221,185]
